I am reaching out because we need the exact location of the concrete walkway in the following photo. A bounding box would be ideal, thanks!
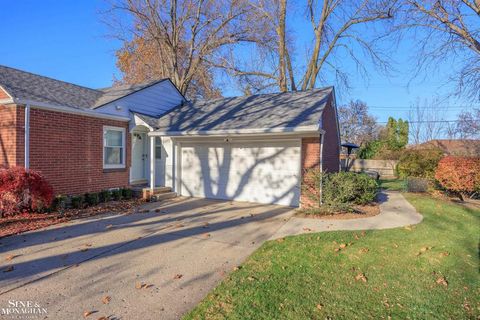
[271,191,423,239]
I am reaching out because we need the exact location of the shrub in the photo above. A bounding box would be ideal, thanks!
[71,195,85,209]
[51,195,67,212]
[435,156,480,201]
[406,177,429,193]
[302,170,378,209]
[111,189,122,201]
[323,172,378,205]
[397,148,443,179]
[85,193,100,206]
[121,188,133,200]
[99,190,111,203]
[0,166,54,217]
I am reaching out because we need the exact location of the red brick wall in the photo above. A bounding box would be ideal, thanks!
[300,97,340,208]
[321,96,340,173]
[29,108,131,195]
[0,104,24,167]
[0,87,11,99]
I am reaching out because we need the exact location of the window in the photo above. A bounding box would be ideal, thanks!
[155,137,162,159]
[103,126,126,169]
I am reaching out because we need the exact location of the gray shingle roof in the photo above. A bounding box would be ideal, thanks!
[0,65,165,110]
[137,87,333,132]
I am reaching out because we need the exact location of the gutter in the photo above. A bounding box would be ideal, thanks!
[8,98,130,122]
[148,125,325,137]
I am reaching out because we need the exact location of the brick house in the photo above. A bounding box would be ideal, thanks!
[0,65,340,207]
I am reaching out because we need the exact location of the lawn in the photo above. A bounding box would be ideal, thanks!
[185,194,480,319]
[378,178,406,191]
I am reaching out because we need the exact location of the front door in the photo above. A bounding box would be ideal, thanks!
[131,132,147,182]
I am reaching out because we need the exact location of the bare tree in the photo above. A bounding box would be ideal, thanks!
[105,0,261,98]
[338,100,379,145]
[397,0,480,101]
[211,0,296,93]
[301,0,395,90]
[456,108,480,138]
[408,97,448,144]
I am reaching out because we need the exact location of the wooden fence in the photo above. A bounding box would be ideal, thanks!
[340,159,398,179]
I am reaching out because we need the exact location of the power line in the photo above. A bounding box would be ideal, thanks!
[367,105,479,110]
[376,119,480,124]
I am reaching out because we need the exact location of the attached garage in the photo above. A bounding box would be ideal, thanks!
[137,86,340,208]
[177,139,301,206]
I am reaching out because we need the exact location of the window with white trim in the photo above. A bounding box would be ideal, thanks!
[103,126,126,169]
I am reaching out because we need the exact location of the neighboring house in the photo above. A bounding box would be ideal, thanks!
[0,65,340,207]
[409,139,480,157]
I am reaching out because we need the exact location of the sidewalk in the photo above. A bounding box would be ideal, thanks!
[271,191,423,239]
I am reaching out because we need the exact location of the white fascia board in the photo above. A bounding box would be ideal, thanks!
[13,98,130,122]
[148,125,325,137]
[130,113,154,131]
[0,98,15,105]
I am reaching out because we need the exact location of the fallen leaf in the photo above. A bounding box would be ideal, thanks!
[105,224,113,229]
[174,223,185,229]
[276,238,285,243]
[5,254,19,261]
[355,273,368,283]
[233,266,242,271]
[404,225,413,231]
[101,296,111,304]
[202,222,209,228]
[436,276,448,287]
[339,243,347,249]
[440,252,450,257]
[303,227,313,232]
[359,248,369,254]
[316,304,323,310]
[135,282,146,289]
[97,317,108,320]
[80,248,89,252]
[3,266,14,273]
[247,276,256,281]
[334,248,340,252]
[416,246,433,256]
[173,274,183,280]
[202,233,211,238]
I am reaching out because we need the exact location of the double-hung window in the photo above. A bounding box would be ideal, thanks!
[103,126,126,169]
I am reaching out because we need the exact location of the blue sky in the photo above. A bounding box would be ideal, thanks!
[1,0,475,124]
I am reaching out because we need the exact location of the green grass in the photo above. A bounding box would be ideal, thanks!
[379,178,406,191]
[185,194,480,319]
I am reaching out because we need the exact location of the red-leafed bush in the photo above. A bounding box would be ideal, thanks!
[0,167,54,217]
[434,156,480,201]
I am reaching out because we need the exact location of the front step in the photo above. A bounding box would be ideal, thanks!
[150,192,177,202]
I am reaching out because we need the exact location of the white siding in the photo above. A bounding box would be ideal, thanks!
[96,81,184,118]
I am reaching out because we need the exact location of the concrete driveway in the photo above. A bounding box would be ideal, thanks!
[0,197,294,320]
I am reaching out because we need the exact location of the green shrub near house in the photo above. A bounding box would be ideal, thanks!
[84,192,100,206]
[111,189,122,201]
[302,170,378,214]
[99,190,111,203]
[121,188,133,200]
[70,195,85,209]
[396,148,443,179]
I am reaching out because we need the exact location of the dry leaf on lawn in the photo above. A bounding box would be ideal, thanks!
[355,273,368,283]
[436,276,448,287]
[101,296,111,304]
[247,276,256,281]
[316,304,323,310]
[303,227,313,232]
[276,238,285,243]
[339,243,347,249]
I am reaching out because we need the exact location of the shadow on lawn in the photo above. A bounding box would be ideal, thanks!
[0,197,293,294]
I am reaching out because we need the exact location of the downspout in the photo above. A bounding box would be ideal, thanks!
[319,133,324,206]
[149,135,156,193]
[24,104,30,169]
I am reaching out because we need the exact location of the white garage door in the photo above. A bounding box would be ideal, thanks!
[179,140,301,206]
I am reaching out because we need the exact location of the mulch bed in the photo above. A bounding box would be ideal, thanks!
[0,199,144,238]
[296,202,380,220]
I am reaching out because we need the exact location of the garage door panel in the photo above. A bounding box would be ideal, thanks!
[180,141,301,206]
